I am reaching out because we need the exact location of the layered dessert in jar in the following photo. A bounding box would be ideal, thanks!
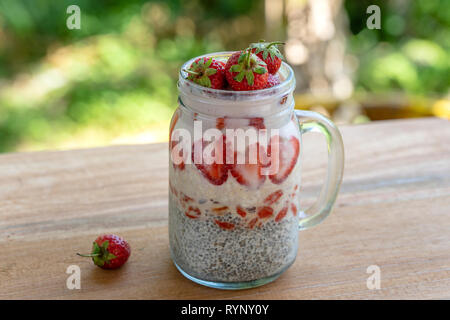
[169,42,302,285]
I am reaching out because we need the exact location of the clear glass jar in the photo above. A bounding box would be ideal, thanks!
[169,52,344,289]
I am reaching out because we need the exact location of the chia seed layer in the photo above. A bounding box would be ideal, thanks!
[169,194,299,283]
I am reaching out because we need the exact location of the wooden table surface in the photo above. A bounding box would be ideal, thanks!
[0,117,449,300]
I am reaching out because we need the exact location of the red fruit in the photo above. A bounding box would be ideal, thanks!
[248,117,266,129]
[192,135,229,185]
[225,51,268,91]
[291,203,298,216]
[173,158,185,171]
[170,139,186,171]
[257,206,274,219]
[265,73,281,88]
[184,57,225,89]
[248,217,258,229]
[230,143,266,189]
[275,206,288,222]
[212,206,229,213]
[250,41,284,74]
[77,234,131,269]
[264,190,283,205]
[216,117,226,130]
[181,193,194,203]
[215,220,235,230]
[186,206,201,219]
[236,206,247,218]
[268,135,300,184]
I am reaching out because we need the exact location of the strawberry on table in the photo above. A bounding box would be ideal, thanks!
[184,57,225,89]
[225,50,268,91]
[249,41,284,75]
[77,234,131,269]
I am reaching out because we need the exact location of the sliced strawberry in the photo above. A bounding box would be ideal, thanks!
[264,190,283,205]
[275,206,288,222]
[175,162,185,170]
[257,206,274,219]
[248,217,258,229]
[182,193,194,203]
[171,141,186,170]
[185,206,201,219]
[216,117,226,130]
[268,135,300,184]
[230,143,266,189]
[248,117,266,130]
[291,203,297,216]
[212,206,229,213]
[236,206,247,218]
[215,220,235,230]
[192,136,229,185]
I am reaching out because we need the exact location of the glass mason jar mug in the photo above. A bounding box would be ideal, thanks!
[169,52,344,289]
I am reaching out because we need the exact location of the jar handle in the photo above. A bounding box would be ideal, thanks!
[295,110,345,230]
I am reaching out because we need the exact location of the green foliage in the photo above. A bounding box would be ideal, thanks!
[345,0,450,95]
[0,0,263,152]
[0,0,448,152]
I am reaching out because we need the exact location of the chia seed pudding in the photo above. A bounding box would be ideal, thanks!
[169,193,299,282]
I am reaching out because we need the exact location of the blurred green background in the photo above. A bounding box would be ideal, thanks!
[0,0,448,153]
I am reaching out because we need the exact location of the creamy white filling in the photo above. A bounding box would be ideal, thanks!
[169,159,300,218]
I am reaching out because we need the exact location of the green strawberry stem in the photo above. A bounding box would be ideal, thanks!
[266,41,285,49]
[76,253,101,257]
[76,240,117,267]
[183,69,200,76]
[245,48,252,69]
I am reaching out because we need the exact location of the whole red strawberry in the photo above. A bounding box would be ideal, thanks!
[250,41,285,74]
[77,234,131,269]
[225,50,268,91]
[184,57,225,89]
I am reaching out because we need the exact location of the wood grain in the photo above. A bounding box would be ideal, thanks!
[0,117,449,299]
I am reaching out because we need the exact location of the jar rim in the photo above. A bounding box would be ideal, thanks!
[178,51,295,101]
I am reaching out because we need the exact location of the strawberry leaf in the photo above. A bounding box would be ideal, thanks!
[246,70,254,86]
[101,240,110,251]
[198,76,212,87]
[238,52,247,64]
[254,66,267,74]
[106,253,117,260]
[234,71,245,82]
[205,68,217,76]
[230,64,242,72]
